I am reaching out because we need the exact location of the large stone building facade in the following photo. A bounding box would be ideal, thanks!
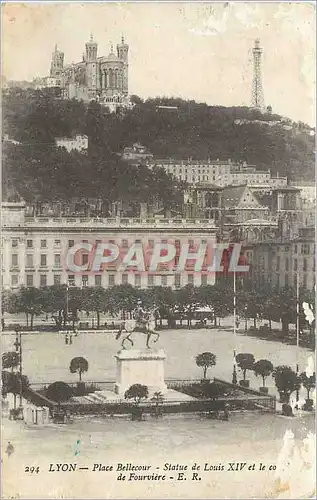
[49,35,130,109]
[2,203,217,291]
[148,158,288,190]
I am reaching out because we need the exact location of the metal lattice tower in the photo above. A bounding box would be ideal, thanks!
[252,38,265,110]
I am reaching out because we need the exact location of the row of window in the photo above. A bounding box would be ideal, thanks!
[261,273,313,289]
[11,273,209,288]
[12,254,62,267]
[11,238,204,248]
[266,256,314,272]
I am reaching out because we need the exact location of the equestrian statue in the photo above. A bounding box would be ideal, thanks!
[115,301,160,349]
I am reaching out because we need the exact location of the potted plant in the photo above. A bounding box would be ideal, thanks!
[300,371,315,411]
[273,365,301,404]
[151,391,164,418]
[236,353,255,388]
[253,359,274,394]
[195,352,216,383]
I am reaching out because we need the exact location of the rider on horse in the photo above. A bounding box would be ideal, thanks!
[133,300,148,328]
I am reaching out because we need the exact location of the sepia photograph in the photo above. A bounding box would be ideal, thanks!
[1,2,316,498]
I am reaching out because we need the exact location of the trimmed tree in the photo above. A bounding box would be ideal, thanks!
[236,353,255,387]
[273,365,301,403]
[125,384,149,421]
[195,352,217,380]
[46,381,73,403]
[300,371,316,410]
[2,352,19,372]
[253,359,274,392]
[69,357,89,382]
[124,384,149,404]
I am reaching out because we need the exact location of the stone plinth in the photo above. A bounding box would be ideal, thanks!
[114,349,167,396]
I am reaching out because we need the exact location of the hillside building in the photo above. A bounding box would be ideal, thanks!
[46,36,132,111]
[148,158,287,190]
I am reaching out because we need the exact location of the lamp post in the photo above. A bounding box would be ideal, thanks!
[14,325,23,410]
[296,270,300,406]
[232,271,237,384]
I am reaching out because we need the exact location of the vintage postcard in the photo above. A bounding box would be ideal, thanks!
[1,1,316,499]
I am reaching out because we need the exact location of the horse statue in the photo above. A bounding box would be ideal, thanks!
[115,305,160,349]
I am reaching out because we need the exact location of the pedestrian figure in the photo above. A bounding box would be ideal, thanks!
[65,334,69,344]
[69,334,73,345]
[6,441,14,458]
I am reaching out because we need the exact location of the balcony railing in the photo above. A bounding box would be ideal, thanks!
[12,217,216,229]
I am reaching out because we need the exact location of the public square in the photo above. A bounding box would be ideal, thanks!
[1,325,313,397]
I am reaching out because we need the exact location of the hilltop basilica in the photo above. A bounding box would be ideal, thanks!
[47,35,132,111]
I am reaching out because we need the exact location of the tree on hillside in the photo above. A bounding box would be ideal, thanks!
[69,357,89,382]
[195,352,217,380]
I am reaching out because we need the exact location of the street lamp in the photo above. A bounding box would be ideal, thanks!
[232,271,237,384]
[14,325,23,410]
[295,270,300,407]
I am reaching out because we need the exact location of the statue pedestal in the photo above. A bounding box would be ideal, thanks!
[114,349,167,397]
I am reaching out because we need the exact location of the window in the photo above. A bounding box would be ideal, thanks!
[95,275,102,286]
[11,239,18,248]
[82,275,88,287]
[54,254,61,267]
[26,239,33,248]
[148,275,154,287]
[285,257,289,271]
[82,254,89,266]
[54,275,61,286]
[122,274,128,285]
[40,239,47,248]
[276,256,280,271]
[302,244,310,255]
[54,239,61,247]
[135,275,141,287]
[26,275,33,287]
[26,254,33,268]
[40,275,47,287]
[294,244,297,254]
[303,274,307,289]
[293,259,297,271]
[188,274,194,285]
[40,254,47,267]
[148,239,154,247]
[188,239,194,247]
[68,240,74,248]
[294,273,297,288]
[201,275,207,286]
[303,258,307,272]
[161,275,167,287]
[11,254,18,267]
[122,239,128,247]
[11,275,18,286]
[285,274,289,287]
[68,275,75,287]
[109,274,115,286]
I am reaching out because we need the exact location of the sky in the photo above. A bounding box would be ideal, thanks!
[2,2,316,125]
